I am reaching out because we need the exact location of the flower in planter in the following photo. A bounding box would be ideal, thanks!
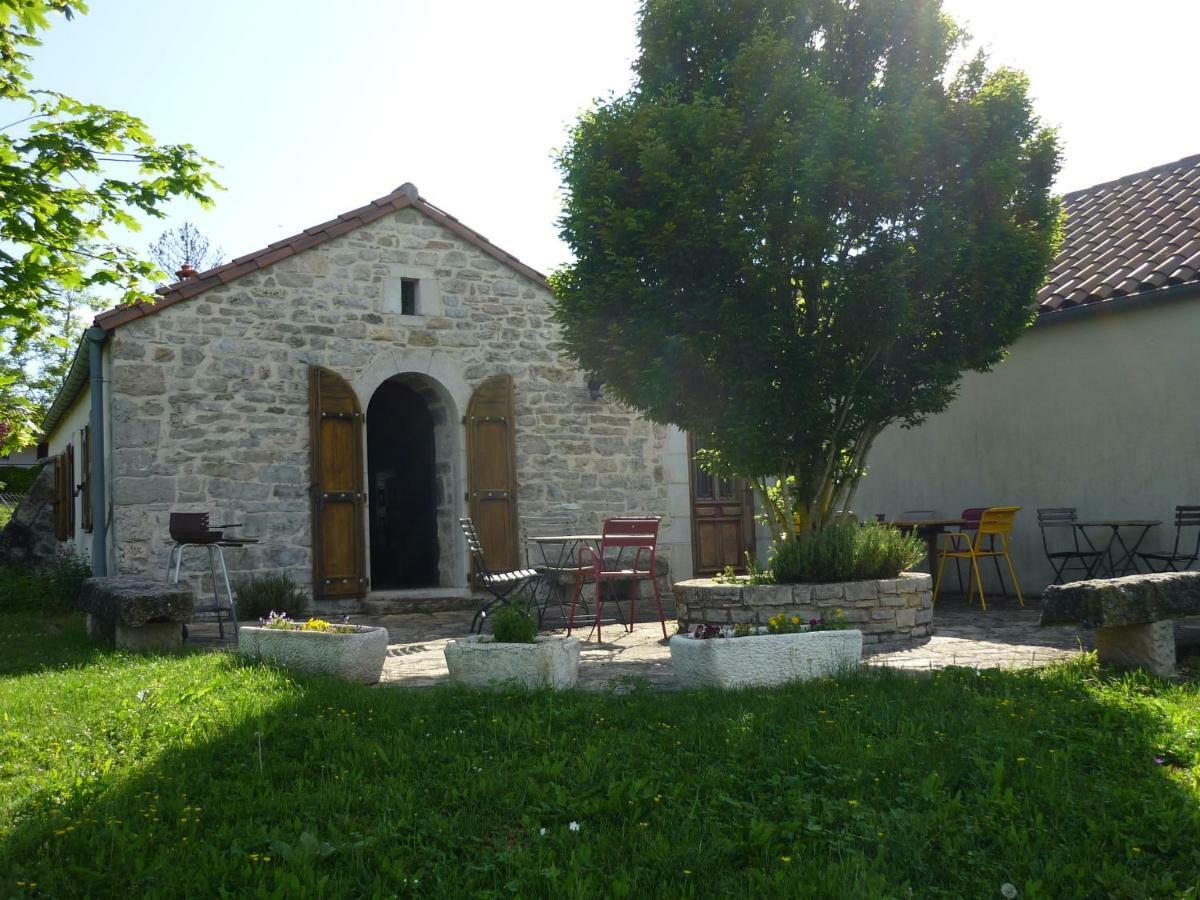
[259,611,355,634]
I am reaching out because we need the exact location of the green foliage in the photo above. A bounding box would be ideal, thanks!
[0,0,220,451]
[490,601,538,644]
[0,463,43,493]
[0,550,89,612]
[553,0,1062,538]
[712,552,775,585]
[769,522,925,584]
[233,572,308,621]
[2,615,1199,895]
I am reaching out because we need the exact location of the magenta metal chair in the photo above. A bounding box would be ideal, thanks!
[569,516,666,641]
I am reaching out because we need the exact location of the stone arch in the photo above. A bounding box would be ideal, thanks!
[352,350,468,591]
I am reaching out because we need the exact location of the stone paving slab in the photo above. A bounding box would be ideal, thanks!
[186,597,1106,689]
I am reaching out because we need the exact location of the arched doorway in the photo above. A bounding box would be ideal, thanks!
[367,378,440,588]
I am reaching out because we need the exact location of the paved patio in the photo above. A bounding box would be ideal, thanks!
[193,593,1110,690]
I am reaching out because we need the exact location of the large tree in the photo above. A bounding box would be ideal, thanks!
[0,0,218,450]
[553,0,1061,540]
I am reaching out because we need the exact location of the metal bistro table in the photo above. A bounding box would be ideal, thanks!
[528,533,634,631]
[890,518,967,573]
[527,534,601,625]
[1042,519,1161,578]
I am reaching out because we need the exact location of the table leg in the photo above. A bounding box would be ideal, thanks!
[1111,525,1154,577]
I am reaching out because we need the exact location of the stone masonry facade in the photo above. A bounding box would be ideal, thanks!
[673,573,935,644]
[106,205,671,596]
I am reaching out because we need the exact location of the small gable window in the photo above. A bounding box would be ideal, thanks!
[401,278,418,316]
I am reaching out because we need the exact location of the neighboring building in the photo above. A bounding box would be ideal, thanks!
[0,444,42,468]
[39,184,758,606]
[855,153,1200,593]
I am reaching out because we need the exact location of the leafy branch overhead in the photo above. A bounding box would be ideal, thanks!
[0,0,220,449]
[553,0,1062,538]
[0,1,219,331]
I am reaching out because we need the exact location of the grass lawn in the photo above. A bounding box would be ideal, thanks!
[1,612,1199,897]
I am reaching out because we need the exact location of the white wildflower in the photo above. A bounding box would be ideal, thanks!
[539,827,547,837]
[568,821,581,832]
[1001,884,1017,899]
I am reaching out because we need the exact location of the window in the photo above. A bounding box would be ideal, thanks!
[81,426,92,533]
[400,278,418,316]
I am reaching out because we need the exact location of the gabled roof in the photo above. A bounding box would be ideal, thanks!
[1038,153,1200,314]
[93,183,550,331]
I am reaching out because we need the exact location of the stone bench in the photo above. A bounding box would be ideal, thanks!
[1040,571,1200,676]
[79,576,194,652]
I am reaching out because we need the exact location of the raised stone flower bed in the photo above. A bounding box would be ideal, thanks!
[670,629,863,689]
[674,572,933,645]
[238,624,389,684]
[444,635,581,690]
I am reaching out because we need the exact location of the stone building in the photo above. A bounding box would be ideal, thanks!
[38,184,761,608]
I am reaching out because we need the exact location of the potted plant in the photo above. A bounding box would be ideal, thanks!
[675,521,932,647]
[444,603,581,690]
[669,611,863,689]
[238,612,389,684]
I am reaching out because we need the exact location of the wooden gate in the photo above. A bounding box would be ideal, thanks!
[309,366,368,601]
[466,374,519,579]
[688,435,756,576]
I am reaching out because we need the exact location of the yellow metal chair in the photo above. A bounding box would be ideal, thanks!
[933,506,1024,610]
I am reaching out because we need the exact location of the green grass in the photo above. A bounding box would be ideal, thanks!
[1,615,1198,897]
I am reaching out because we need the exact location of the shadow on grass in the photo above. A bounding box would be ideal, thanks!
[2,652,1199,896]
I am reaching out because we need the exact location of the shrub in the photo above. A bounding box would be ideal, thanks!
[0,464,44,494]
[490,603,537,644]
[232,572,308,620]
[0,551,90,612]
[770,522,925,584]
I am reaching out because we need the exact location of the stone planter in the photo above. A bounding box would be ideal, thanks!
[670,629,863,689]
[444,635,581,690]
[673,572,933,645]
[238,625,389,684]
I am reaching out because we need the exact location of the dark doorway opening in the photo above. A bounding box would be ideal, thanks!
[367,380,440,588]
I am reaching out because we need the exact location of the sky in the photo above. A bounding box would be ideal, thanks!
[25,0,1200,277]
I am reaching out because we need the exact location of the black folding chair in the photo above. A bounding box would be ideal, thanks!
[460,517,540,633]
[1137,506,1200,572]
[1037,508,1103,584]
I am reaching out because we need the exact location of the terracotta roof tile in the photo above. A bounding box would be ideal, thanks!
[1038,153,1200,313]
[93,182,549,331]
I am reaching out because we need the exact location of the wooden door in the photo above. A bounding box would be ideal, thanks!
[466,374,519,578]
[688,435,755,576]
[309,366,368,601]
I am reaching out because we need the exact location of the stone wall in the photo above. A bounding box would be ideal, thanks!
[673,573,934,644]
[105,206,673,596]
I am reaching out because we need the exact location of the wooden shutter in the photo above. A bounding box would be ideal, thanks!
[466,374,519,578]
[81,425,93,533]
[53,445,75,540]
[309,366,368,601]
[53,454,69,541]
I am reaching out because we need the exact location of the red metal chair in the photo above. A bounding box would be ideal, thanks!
[568,516,666,641]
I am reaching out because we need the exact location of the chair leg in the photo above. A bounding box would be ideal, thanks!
[173,544,185,583]
[567,571,585,637]
[593,567,603,644]
[933,549,950,605]
[651,571,667,639]
[969,554,987,611]
[627,574,638,633]
[992,555,1008,601]
[1003,542,1024,608]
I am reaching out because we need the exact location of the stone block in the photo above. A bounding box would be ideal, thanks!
[811,583,846,601]
[1041,571,1200,627]
[845,581,878,602]
[1094,620,1176,677]
[895,608,917,629]
[116,621,183,652]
